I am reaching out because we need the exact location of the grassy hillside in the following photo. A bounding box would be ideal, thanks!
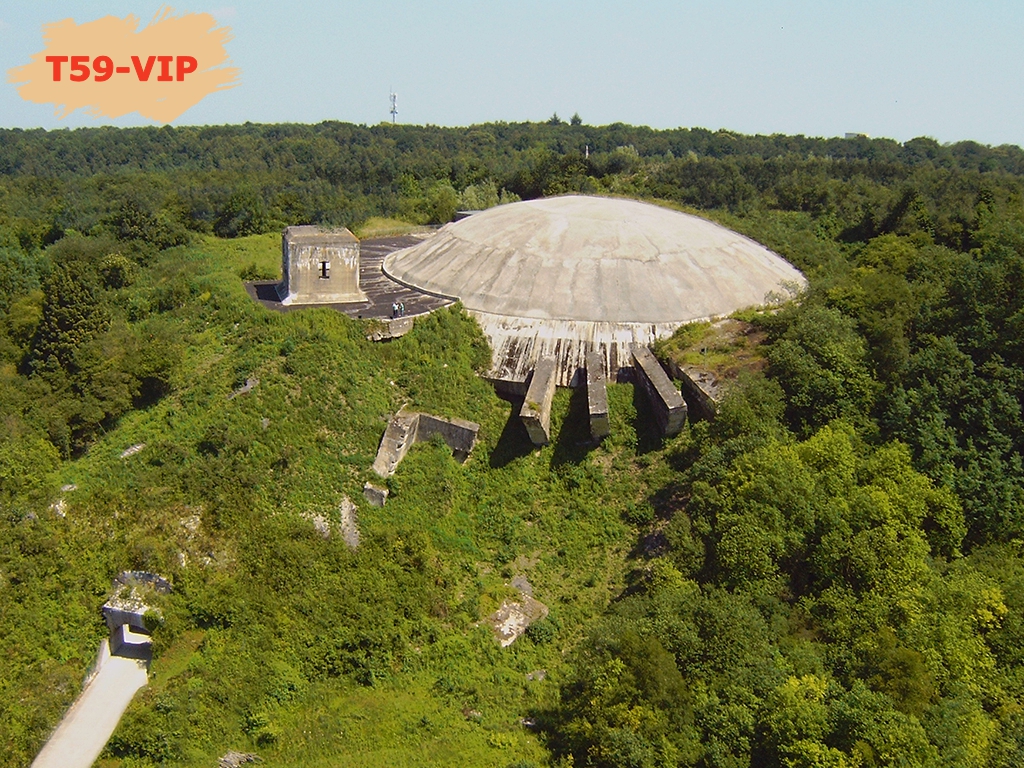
[2,233,688,767]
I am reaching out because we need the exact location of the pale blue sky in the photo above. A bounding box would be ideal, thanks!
[2,1,1023,146]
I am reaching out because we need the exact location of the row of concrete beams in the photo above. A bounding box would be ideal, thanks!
[520,346,688,446]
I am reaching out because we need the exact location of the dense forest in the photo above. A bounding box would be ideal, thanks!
[2,119,1024,767]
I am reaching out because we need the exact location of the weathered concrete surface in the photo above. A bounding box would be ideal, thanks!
[219,752,262,767]
[30,640,148,768]
[372,411,481,477]
[339,497,360,549]
[363,482,388,507]
[477,313,677,388]
[666,359,720,421]
[371,411,420,477]
[632,346,687,437]
[586,351,610,441]
[278,226,366,305]
[520,356,558,446]
[303,511,331,539]
[416,413,479,461]
[228,377,259,400]
[109,624,154,659]
[489,596,549,647]
[102,572,170,635]
[366,316,414,341]
[383,196,806,385]
[119,443,146,459]
[247,235,452,321]
[385,196,805,324]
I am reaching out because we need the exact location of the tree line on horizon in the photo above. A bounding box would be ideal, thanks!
[1,120,1023,246]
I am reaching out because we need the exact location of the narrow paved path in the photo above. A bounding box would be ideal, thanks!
[31,640,148,768]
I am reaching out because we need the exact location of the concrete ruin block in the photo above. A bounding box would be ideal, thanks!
[488,596,549,647]
[372,410,481,478]
[585,350,610,441]
[219,753,262,768]
[101,571,171,636]
[371,412,419,477]
[675,365,719,421]
[363,482,388,507]
[366,316,414,341]
[632,346,687,437]
[520,356,558,446]
[277,226,366,305]
[339,496,360,549]
[415,412,480,462]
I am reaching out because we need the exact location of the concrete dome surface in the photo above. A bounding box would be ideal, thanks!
[383,195,804,325]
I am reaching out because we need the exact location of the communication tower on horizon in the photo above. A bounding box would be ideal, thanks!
[390,91,398,124]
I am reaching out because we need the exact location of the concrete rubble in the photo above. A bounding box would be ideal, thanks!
[363,482,388,507]
[119,443,146,459]
[338,496,360,549]
[227,377,259,400]
[489,597,549,648]
[219,752,261,768]
[372,410,480,477]
[305,512,331,539]
[365,316,414,341]
[487,571,548,647]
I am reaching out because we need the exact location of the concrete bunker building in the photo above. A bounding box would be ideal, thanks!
[265,197,806,449]
[383,195,806,389]
[277,225,366,305]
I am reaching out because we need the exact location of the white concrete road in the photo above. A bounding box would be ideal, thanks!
[31,639,149,768]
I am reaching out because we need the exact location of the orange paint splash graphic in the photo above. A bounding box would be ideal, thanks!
[7,7,240,123]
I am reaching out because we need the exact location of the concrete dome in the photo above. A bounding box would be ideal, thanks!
[382,195,805,386]
[383,195,803,324]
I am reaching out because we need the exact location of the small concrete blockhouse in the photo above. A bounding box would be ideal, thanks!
[277,225,366,305]
[101,571,171,636]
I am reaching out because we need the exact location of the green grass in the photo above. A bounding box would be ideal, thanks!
[257,673,552,768]
[149,630,205,690]
[5,234,694,768]
[653,317,767,383]
[352,217,434,239]
[201,232,281,281]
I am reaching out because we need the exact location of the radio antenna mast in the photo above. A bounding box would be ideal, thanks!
[390,90,398,124]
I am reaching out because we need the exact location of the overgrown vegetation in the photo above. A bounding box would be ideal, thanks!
[2,120,1024,766]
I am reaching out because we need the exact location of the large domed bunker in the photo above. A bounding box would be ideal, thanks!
[383,195,805,388]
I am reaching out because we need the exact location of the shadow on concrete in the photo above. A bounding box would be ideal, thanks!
[551,384,594,468]
[250,281,281,302]
[632,384,665,455]
[110,625,153,664]
[489,396,534,468]
[111,641,153,663]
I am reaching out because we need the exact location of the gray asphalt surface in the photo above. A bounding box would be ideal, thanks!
[30,640,148,768]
